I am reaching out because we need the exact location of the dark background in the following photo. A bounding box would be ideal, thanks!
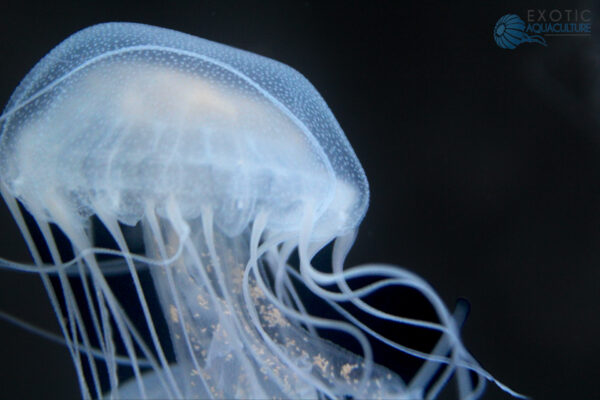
[0,1,598,399]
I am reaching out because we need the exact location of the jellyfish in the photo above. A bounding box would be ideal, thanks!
[494,14,546,49]
[0,23,522,399]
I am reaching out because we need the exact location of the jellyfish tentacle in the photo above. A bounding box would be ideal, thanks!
[271,240,296,304]
[74,258,110,399]
[0,309,154,367]
[252,262,395,395]
[325,268,483,398]
[296,211,520,398]
[25,206,96,399]
[93,277,121,397]
[298,203,377,390]
[54,233,148,399]
[456,353,473,400]
[300,227,463,343]
[74,254,117,393]
[297,232,459,343]
[0,231,191,275]
[269,240,319,336]
[264,238,307,326]
[421,302,471,399]
[81,245,179,400]
[97,288,120,397]
[249,213,409,398]
[44,200,192,400]
[332,233,462,339]
[410,300,468,393]
[467,372,487,400]
[0,200,92,400]
[313,258,527,399]
[282,260,489,389]
[425,364,454,399]
[328,264,498,394]
[296,261,480,376]
[283,264,455,366]
[95,203,183,399]
[40,196,152,398]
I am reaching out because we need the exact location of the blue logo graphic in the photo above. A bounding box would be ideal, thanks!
[494,14,547,49]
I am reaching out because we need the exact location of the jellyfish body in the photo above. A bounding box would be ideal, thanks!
[0,23,520,399]
[494,14,547,49]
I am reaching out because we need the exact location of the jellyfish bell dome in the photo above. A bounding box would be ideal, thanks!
[0,22,368,241]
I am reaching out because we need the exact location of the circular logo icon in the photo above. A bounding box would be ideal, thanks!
[494,14,547,49]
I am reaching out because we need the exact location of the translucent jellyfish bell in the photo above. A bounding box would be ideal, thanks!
[0,23,522,399]
[0,22,367,240]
